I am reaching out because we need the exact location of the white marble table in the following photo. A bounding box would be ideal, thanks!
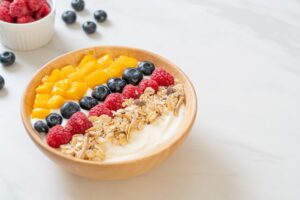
[1,0,300,199]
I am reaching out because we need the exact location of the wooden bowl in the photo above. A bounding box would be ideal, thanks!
[21,46,197,180]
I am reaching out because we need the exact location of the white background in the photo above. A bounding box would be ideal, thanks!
[0,0,300,199]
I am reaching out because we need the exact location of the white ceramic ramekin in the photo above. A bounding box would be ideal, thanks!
[0,0,56,51]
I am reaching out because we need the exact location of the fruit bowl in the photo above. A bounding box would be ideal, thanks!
[21,46,197,180]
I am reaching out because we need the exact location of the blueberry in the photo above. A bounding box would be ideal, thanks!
[60,102,80,119]
[122,68,143,85]
[71,0,85,11]
[34,120,49,133]
[62,11,76,24]
[79,96,98,110]
[0,51,15,66]
[137,61,155,75]
[0,75,4,90]
[46,113,63,128]
[94,10,107,23]
[92,85,111,101]
[107,78,127,93]
[82,21,97,34]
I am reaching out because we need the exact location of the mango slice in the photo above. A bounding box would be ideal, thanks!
[78,55,96,68]
[32,108,51,119]
[78,61,100,76]
[47,69,66,82]
[84,69,110,88]
[104,62,125,78]
[51,79,71,97]
[35,82,54,94]
[47,95,65,109]
[61,65,76,76]
[67,71,85,82]
[97,54,113,68]
[66,82,88,100]
[33,94,51,108]
[115,56,138,68]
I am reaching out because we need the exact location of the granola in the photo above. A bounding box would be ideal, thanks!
[60,83,185,161]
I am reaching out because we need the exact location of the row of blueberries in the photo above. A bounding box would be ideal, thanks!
[62,0,107,34]
[0,51,16,90]
[34,61,156,133]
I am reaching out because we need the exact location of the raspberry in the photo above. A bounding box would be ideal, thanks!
[104,93,125,111]
[34,3,50,20]
[89,104,113,117]
[151,69,174,86]
[65,112,92,135]
[122,84,142,99]
[16,15,35,23]
[138,79,159,92]
[46,125,72,148]
[0,1,11,9]
[9,0,30,17]
[26,0,45,11]
[0,7,13,23]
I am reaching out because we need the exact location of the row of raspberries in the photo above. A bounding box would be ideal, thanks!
[0,0,50,23]
[46,68,175,148]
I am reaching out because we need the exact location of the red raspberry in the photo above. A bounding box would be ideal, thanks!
[89,104,113,117]
[16,15,34,23]
[9,0,30,17]
[139,79,159,92]
[26,0,45,11]
[104,93,125,111]
[151,69,174,86]
[0,1,11,9]
[122,84,142,99]
[46,125,72,148]
[0,6,13,23]
[65,112,93,135]
[34,3,50,20]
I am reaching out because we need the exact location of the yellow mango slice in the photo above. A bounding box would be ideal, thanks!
[104,62,125,78]
[61,65,76,76]
[33,94,51,108]
[84,69,110,88]
[47,69,66,82]
[67,71,85,82]
[35,82,54,94]
[115,56,138,67]
[78,61,100,76]
[78,55,96,68]
[32,108,51,119]
[66,82,88,100]
[51,79,71,97]
[47,95,65,109]
[97,54,113,68]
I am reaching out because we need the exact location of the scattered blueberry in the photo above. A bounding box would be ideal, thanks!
[71,0,85,11]
[82,21,97,34]
[92,85,111,101]
[60,102,80,119]
[94,10,107,23]
[0,75,4,90]
[123,68,143,85]
[79,96,98,110]
[107,78,127,93]
[137,61,155,75]
[62,11,77,24]
[34,120,49,133]
[0,51,15,66]
[46,113,63,128]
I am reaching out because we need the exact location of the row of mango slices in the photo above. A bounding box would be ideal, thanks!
[32,54,138,119]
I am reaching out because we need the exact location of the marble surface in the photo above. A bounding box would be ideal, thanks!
[0,0,300,199]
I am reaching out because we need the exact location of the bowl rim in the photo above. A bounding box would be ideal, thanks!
[0,0,55,27]
[21,46,198,166]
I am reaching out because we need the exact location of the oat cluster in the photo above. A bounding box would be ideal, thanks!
[60,83,185,162]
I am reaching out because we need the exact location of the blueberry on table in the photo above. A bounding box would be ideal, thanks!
[82,21,97,34]
[62,11,77,24]
[60,102,80,119]
[0,51,15,66]
[79,96,98,110]
[71,0,85,11]
[0,75,4,90]
[94,10,107,23]
[46,113,63,128]
[107,78,127,93]
[92,85,111,101]
[34,120,49,133]
[137,61,155,75]
[123,68,143,85]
